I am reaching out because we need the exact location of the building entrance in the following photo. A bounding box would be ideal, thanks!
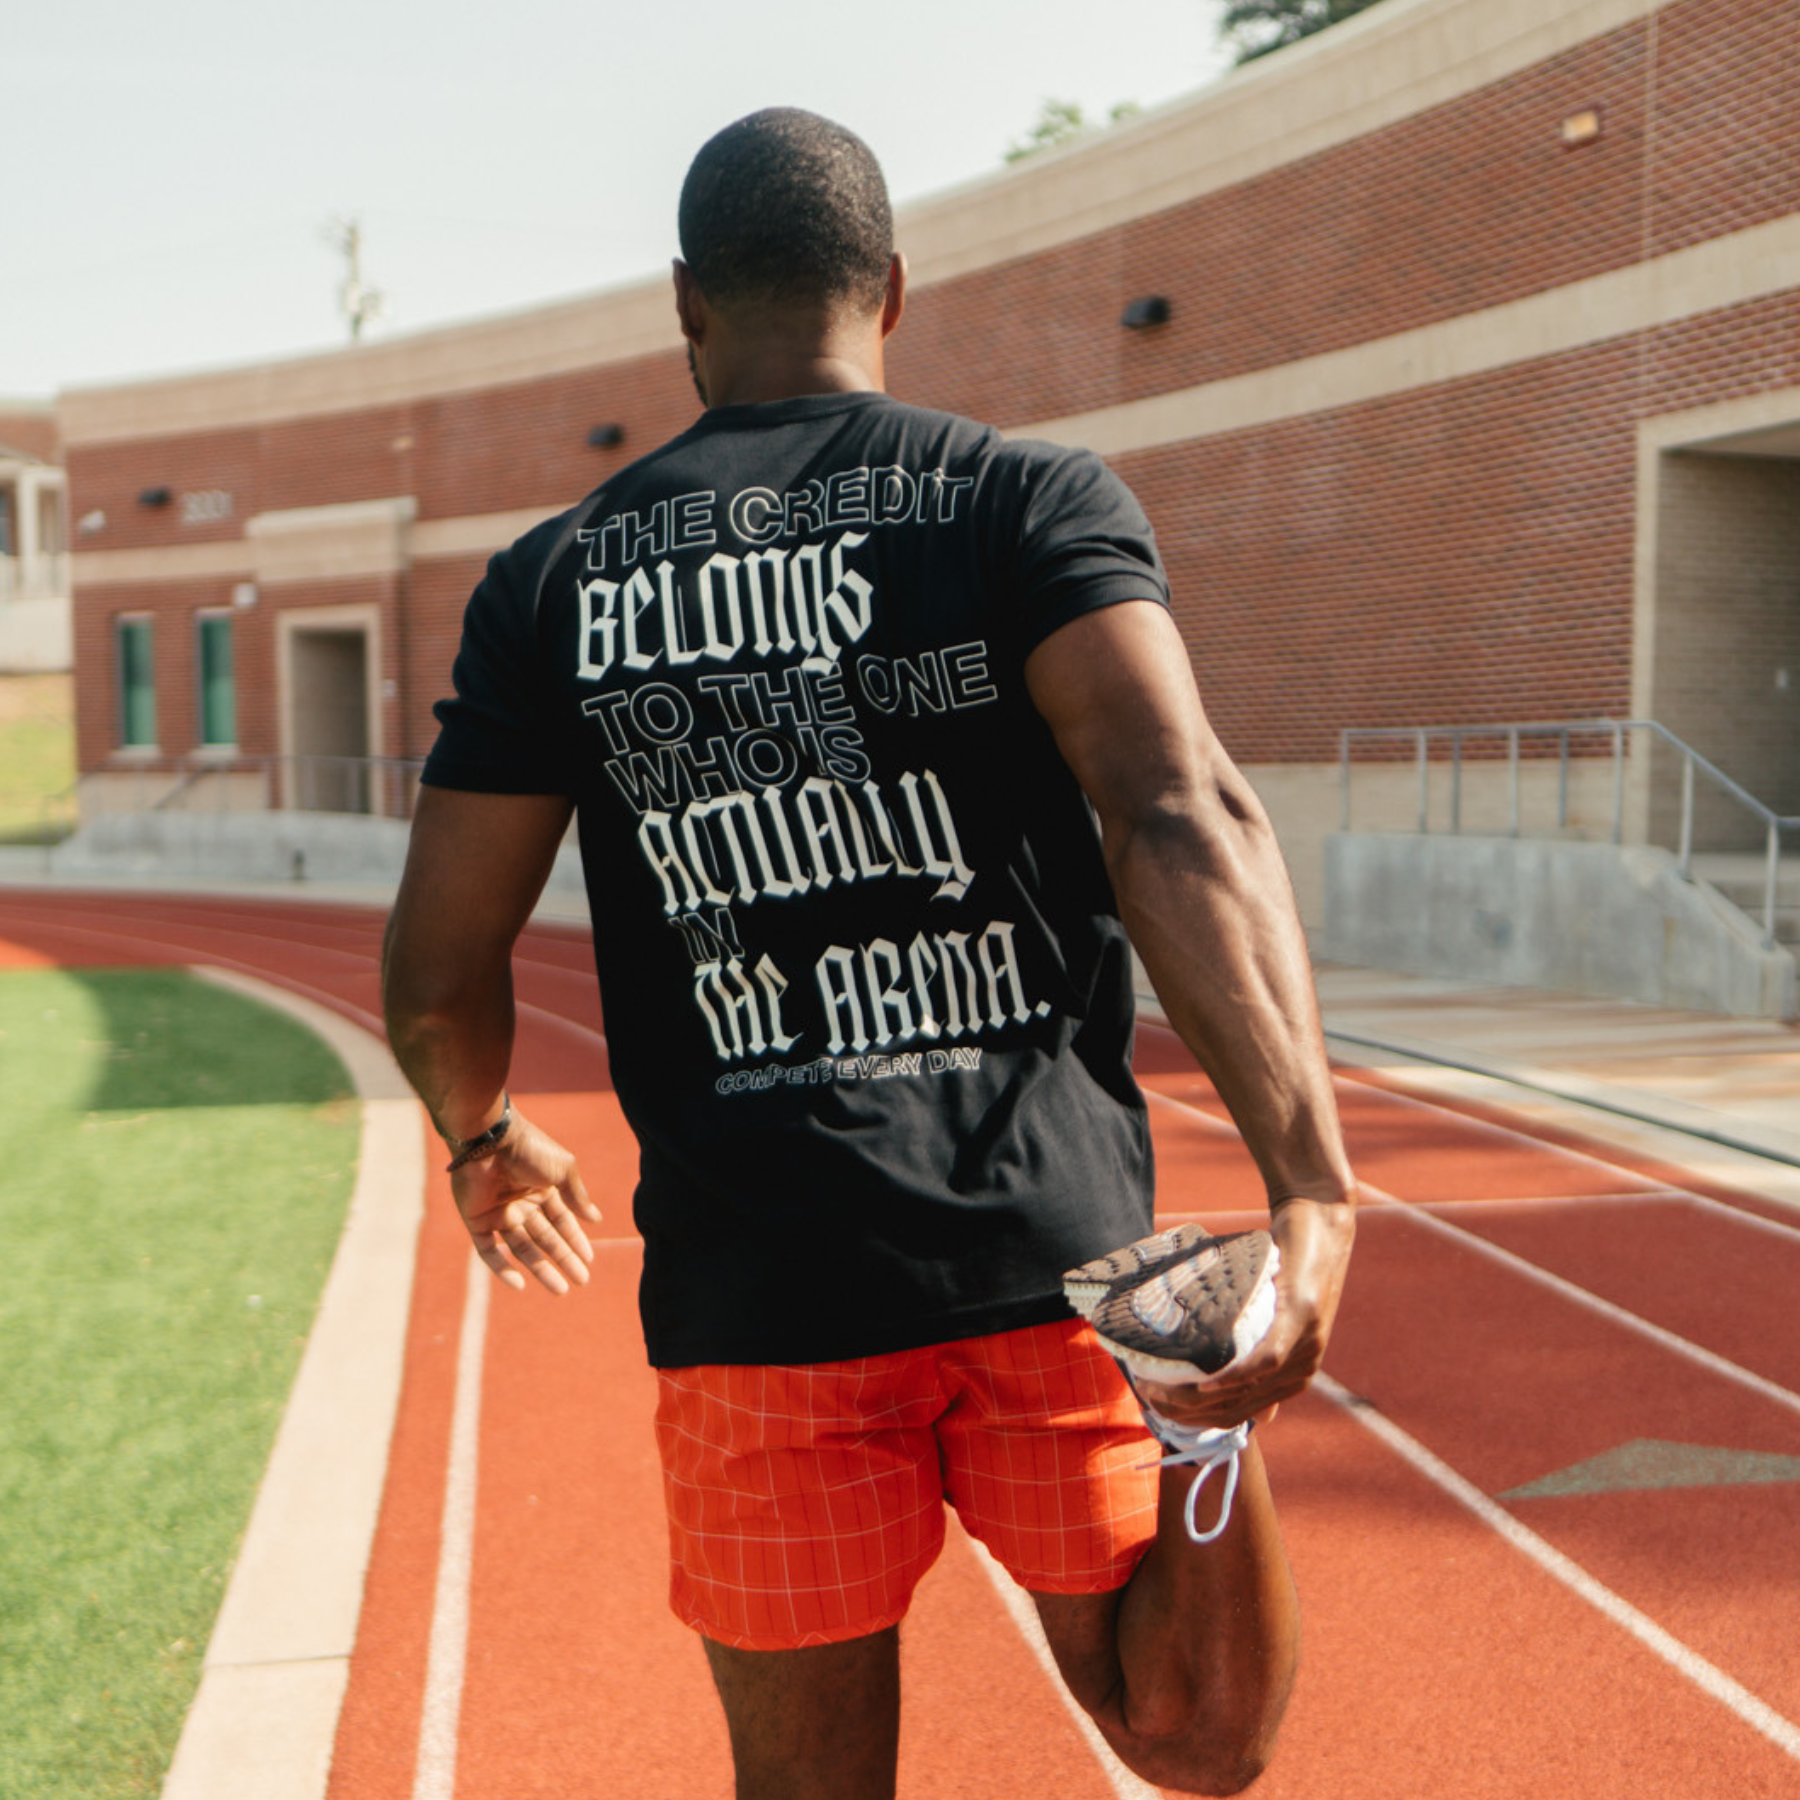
[1646,412,1800,851]
[284,621,374,814]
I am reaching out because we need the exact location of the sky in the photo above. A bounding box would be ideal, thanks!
[2,0,1234,400]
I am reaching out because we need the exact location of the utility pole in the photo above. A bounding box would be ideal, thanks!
[323,216,385,343]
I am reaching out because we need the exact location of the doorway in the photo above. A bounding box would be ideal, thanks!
[281,613,377,814]
[1648,443,1800,848]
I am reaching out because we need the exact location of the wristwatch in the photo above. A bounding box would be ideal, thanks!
[442,1094,513,1172]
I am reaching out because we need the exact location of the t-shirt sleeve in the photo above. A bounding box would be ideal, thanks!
[421,543,569,796]
[1008,444,1170,654]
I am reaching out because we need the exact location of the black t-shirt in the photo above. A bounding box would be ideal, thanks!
[425,390,1168,1365]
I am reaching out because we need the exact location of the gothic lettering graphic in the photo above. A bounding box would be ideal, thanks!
[575,467,1053,1079]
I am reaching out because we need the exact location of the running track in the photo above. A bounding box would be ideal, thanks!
[6,889,1800,1799]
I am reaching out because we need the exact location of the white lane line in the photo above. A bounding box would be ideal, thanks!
[1149,1052,1800,1248]
[411,1253,490,1800]
[1142,1087,1238,1134]
[1147,1082,1800,1415]
[1358,1186,1800,1423]
[961,1534,1163,1800]
[1313,1373,1800,1764]
[1332,1070,1766,1209]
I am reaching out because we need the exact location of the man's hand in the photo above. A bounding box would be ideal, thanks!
[1133,1197,1356,1431]
[449,1110,602,1295]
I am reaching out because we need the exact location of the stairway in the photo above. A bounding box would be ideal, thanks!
[1690,852,1800,951]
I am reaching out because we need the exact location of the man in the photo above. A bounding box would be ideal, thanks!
[383,108,1355,1798]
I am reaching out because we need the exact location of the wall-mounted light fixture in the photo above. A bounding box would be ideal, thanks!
[1120,295,1172,330]
[137,485,173,507]
[77,509,107,536]
[586,423,626,449]
[1561,107,1602,147]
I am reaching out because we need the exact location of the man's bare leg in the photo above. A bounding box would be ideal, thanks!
[1033,1437,1299,1796]
[703,1626,901,1800]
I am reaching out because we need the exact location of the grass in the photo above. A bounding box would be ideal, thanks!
[0,965,359,1800]
[0,672,76,843]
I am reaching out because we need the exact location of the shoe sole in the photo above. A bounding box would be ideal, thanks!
[1062,1222,1214,1321]
[1091,1231,1280,1386]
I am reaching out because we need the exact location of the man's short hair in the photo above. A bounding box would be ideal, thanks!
[679,108,893,314]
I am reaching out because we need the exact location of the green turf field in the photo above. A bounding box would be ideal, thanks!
[0,965,359,1799]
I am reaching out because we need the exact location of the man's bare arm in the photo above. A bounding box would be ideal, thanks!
[1025,600,1355,1423]
[383,786,600,1293]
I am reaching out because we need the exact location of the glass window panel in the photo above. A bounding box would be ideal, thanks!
[118,617,156,747]
[197,614,236,745]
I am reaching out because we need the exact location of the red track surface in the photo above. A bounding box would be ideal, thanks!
[6,888,1799,1798]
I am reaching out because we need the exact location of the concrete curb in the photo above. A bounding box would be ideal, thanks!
[0,859,593,926]
[159,968,425,1800]
[1323,1024,1800,1171]
[1138,983,1800,1214]
[1321,1029,1800,1216]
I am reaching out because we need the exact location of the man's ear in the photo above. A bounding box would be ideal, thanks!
[880,252,907,339]
[673,259,706,342]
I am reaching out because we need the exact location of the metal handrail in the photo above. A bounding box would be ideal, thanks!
[33,780,80,849]
[1338,718,1798,946]
[97,753,426,824]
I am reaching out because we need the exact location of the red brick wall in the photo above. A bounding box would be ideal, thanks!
[74,581,249,766]
[412,359,694,521]
[1649,0,1800,257]
[892,26,1656,425]
[404,555,488,759]
[0,407,60,463]
[71,429,259,551]
[72,576,416,772]
[1125,345,1642,764]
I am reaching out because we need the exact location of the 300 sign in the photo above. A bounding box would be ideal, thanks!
[182,489,233,524]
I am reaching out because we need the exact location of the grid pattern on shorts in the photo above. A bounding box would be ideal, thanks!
[655,1320,1158,1651]
[936,1320,1158,1593]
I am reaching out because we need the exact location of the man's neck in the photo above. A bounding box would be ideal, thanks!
[697,308,888,409]
[704,354,881,409]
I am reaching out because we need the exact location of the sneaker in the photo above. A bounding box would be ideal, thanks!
[1086,1229,1281,1546]
[1087,1229,1279,1386]
[1062,1222,1214,1321]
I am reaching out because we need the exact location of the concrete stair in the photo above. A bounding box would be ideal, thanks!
[1690,852,1800,949]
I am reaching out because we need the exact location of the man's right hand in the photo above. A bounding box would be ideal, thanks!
[1133,1196,1356,1431]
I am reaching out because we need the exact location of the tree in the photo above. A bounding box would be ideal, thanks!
[1004,97,1142,165]
[1220,0,1386,64]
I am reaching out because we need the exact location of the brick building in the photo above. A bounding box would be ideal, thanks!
[58,0,1800,940]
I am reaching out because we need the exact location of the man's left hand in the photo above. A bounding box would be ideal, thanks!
[449,1111,602,1295]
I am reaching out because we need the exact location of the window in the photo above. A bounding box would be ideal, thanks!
[117,616,157,748]
[196,612,236,746]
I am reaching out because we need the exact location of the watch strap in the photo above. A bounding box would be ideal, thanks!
[443,1094,513,1171]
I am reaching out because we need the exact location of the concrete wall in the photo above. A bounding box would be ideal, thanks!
[1322,831,1796,1018]
[1262,753,1639,931]
[0,596,71,671]
[45,810,586,897]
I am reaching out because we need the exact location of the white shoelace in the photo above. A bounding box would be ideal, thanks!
[1146,1421,1253,1545]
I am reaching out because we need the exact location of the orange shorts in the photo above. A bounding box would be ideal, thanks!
[654,1317,1159,1650]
